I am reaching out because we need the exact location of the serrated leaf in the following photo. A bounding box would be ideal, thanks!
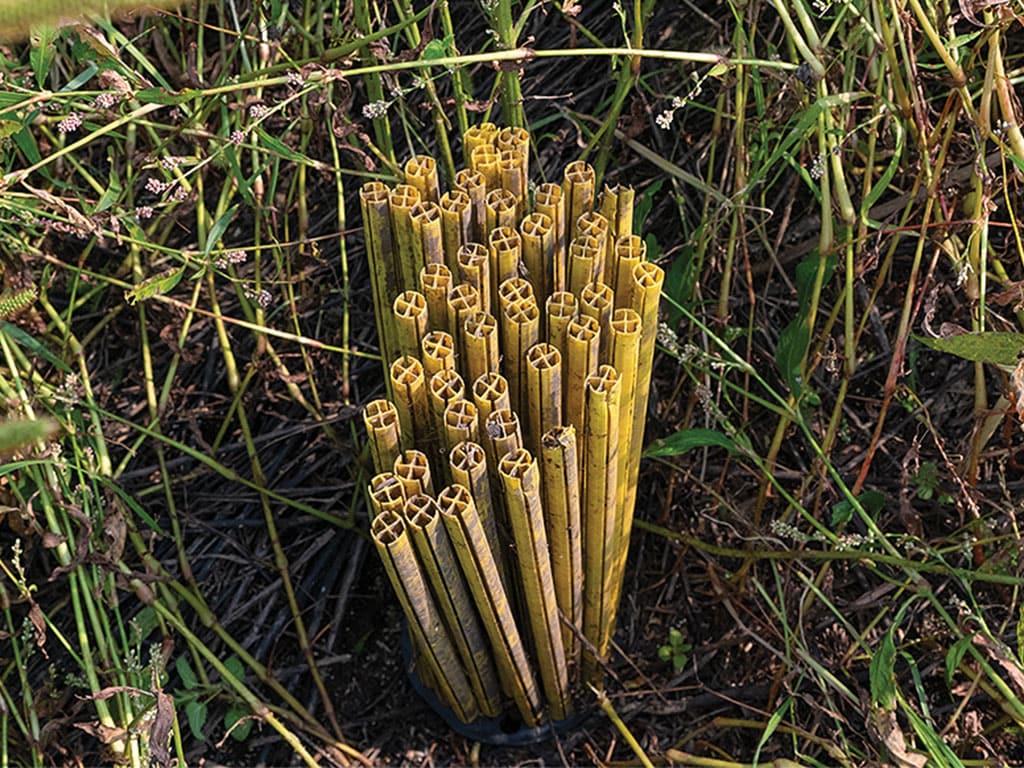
[124,266,185,305]
[175,655,198,689]
[870,629,897,710]
[224,703,254,741]
[916,332,1024,367]
[644,428,738,458]
[185,699,206,741]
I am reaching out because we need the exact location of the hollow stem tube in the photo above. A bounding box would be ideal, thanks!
[539,425,583,671]
[363,398,402,474]
[420,263,452,333]
[403,493,502,717]
[371,510,479,723]
[437,484,542,727]
[498,449,572,721]
[580,365,621,684]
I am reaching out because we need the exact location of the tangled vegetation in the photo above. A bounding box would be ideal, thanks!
[0,0,1022,765]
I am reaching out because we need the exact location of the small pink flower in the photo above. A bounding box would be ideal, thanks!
[57,113,82,134]
[94,92,117,109]
[230,129,245,146]
[160,155,186,170]
[248,104,268,119]
[135,205,154,219]
[145,177,168,195]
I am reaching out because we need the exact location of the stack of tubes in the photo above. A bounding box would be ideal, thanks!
[360,124,664,728]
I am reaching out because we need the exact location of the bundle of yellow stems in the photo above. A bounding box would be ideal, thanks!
[360,123,663,729]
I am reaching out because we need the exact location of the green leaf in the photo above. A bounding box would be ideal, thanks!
[777,319,810,396]
[256,128,312,165]
[94,146,123,213]
[176,655,199,690]
[1,321,72,373]
[0,119,20,140]
[668,628,684,647]
[224,703,254,741]
[663,245,696,325]
[421,38,449,61]
[657,645,672,662]
[870,629,897,710]
[862,118,904,216]
[202,205,239,259]
[29,26,56,88]
[916,331,1024,367]
[945,634,972,685]
[831,490,885,528]
[223,655,244,682]
[124,265,186,305]
[0,417,58,452]
[185,699,207,741]
[644,428,738,458]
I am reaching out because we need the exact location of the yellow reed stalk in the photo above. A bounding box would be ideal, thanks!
[500,296,540,420]
[446,282,480,360]
[471,144,501,192]
[497,277,534,321]
[498,149,526,218]
[534,182,566,287]
[449,440,501,574]
[519,212,555,304]
[567,234,602,297]
[598,183,634,246]
[402,493,503,717]
[453,168,487,244]
[495,125,529,182]
[419,263,452,333]
[580,365,621,684]
[539,425,583,669]
[580,281,615,361]
[394,449,434,497]
[608,308,641,522]
[443,398,480,449]
[390,355,431,451]
[371,510,479,722]
[483,408,523,471]
[461,311,500,385]
[622,261,664,524]
[389,184,422,293]
[412,201,444,278]
[421,330,456,379]
[404,154,440,203]
[369,472,406,518]
[471,371,512,425]
[457,242,491,315]
[545,291,578,363]
[612,235,646,310]
[393,290,428,359]
[498,449,572,721]
[563,314,601,438]
[463,121,497,162]
[577,211,610,281]
[437,484,543,727]
[563,160,595,243]
[363,398,402,475]
[485,188,519,233]
[489,227,523,302]
[428,369,465,475]
[524,343,562,458]
[359,181,400,375]
[439,189,472,273]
